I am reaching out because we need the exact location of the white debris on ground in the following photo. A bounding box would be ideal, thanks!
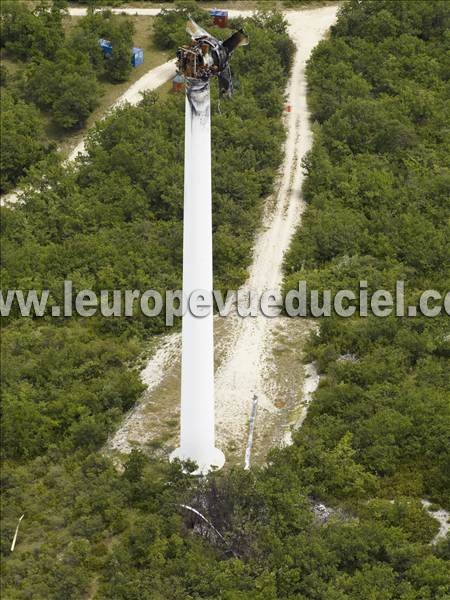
[215,6,339,448]
[244,395,259,470]
[337,353,359,363]
[281,362,320,447]
[312,503,334,523]
[421,499,450,544]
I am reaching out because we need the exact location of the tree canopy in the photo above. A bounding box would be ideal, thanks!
[283,0,450,505]
[1,3,449,599]
[0,3,138,191]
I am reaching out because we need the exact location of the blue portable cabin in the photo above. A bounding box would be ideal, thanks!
[99,38,113,56]
[131,47,144,67]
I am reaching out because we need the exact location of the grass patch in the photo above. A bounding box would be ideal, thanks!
[1,15,171,160]
[155,77,176,100]
[53,15,171,157]
[249,317,317,466]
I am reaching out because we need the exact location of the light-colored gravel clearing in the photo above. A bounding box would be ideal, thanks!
[422,500,450,544]
[106,332,181,454]
[0,58,177,206]
[105,5,339,461]
[215,6,339,447]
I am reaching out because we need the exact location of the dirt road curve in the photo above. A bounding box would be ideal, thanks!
[0,57,177,206]
[105,5,339,458]
[215,6,339,446]
[67,59,176,161]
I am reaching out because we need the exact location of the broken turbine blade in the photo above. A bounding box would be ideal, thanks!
[177,19,247,99]
[223,30,249,54]
[218,65,233,98]
[186,19,211,40]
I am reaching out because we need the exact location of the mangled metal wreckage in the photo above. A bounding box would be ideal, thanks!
[176,19,249,100]
[170,21,248,474]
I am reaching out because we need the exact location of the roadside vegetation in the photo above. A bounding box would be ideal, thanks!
[0,1,167,192]
[283,0,450,507]
[1,9,297,597]
[1,3,449,599]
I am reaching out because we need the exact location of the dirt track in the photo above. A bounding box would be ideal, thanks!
[67,59,177,161]
[106,5,339,460]
[215,6,339,447]
[0,57,177,206]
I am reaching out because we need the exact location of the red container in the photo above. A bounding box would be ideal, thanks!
[172,74,185,93]
[211,9,229,28]
[213,15,228,28]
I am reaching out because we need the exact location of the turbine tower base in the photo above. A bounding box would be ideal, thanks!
[170,447,225,476]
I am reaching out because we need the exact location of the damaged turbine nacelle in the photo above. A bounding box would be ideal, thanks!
[176,19,248,98]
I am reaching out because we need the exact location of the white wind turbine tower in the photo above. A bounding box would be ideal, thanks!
[170,20,248,474]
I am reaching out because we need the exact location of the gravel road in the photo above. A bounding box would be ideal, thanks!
[215,6,339,445]
[105,5,339,457]
[4,4,339,458]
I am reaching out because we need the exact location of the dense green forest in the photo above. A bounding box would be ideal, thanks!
[0,1,136,192]
[283,0,450,506]
[1,9,296,598]
[1,2,449,599]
